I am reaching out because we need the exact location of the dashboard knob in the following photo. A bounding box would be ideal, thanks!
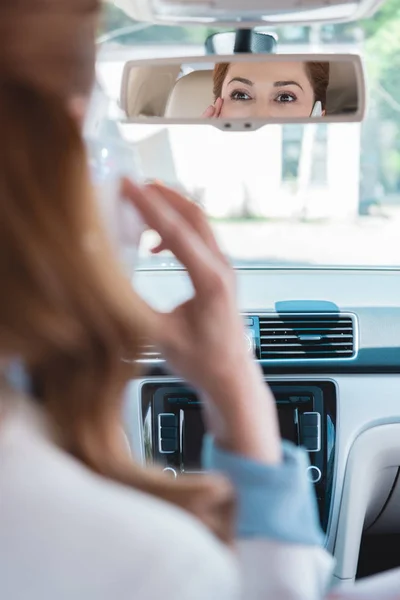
[163,467,177,479]
[306,466,322,484]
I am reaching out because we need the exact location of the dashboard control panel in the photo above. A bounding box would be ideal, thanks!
[141,380,336,531]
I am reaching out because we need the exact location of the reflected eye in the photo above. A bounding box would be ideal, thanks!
[275,93,297,103]
[230,90,252,101]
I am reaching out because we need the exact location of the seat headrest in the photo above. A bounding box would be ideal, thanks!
[165,70,214,118]
[121,64,181,118]
[326,60,358,114]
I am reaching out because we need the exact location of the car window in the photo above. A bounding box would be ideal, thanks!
[95,0,400,269]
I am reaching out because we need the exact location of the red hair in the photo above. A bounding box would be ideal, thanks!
[0,0,235,546]
[0,78,235,545]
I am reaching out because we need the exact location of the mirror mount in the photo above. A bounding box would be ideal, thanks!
[233,29,252,53]
[205,29,277,55]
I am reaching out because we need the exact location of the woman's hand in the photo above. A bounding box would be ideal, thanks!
[202,97,223,118]
[121,179,281,465]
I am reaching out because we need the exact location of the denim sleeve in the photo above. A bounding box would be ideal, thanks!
[202,435,324,546]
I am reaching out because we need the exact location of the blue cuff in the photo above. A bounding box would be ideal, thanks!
[5,360,31,395]
[202,436,324,546]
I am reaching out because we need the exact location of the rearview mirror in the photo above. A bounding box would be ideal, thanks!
[120,54,365,130]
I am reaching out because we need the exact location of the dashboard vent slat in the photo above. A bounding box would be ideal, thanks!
[132,314,356,363]
[258,314,355,360]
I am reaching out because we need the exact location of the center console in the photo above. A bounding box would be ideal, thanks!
[141,380,336,531]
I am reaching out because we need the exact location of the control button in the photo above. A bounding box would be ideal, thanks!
[158,413,178,454]
[160,427,177,440]
[303,413,319,426]
[160,438,178,453]
[160,414,177,427]
[302,425,318,437]
[299,412,321,452]
[307,466,322,484]
[163,467,177,478]
[303,436,320,452]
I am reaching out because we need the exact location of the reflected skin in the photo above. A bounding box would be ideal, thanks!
[204,61,322,119]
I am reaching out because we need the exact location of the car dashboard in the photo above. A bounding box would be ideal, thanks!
[123,267,400,584]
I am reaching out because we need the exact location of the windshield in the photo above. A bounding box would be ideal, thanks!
[95,1,400,269]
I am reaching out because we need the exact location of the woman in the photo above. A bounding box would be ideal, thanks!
[0,2,397,599]
[0,90,330,599]
[203,60,329,118]
[0,2,331,598]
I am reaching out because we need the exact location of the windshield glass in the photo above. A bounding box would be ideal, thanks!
[95,1,400,269]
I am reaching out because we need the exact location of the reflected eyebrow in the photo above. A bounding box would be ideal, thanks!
[228,77,253,86]
[274,80,304,91]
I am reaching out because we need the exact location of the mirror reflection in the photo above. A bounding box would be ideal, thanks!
[204,61,328,119]
[122,57,359,122]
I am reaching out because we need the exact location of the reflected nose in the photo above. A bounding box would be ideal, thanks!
[256,106,273,118]
[251,103,273,119]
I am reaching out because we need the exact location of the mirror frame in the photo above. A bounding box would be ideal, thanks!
[120,53,366,131]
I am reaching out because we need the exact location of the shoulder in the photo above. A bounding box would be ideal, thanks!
[0,405,239,600]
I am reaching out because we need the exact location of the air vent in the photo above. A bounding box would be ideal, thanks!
[258,313,355,360]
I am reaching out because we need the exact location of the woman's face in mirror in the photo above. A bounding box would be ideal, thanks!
[219,61,316,119]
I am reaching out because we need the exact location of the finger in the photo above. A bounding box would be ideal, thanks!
[151,241,166,254]
[121,178,228,296]
[202,105,216,118]
[214,97,223,118]
[145,183,227,263]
